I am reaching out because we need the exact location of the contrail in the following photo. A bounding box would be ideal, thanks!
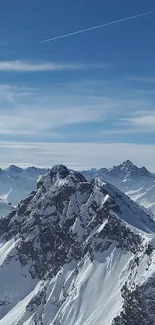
[41,10,155,43]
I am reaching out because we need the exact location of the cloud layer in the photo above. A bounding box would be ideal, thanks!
[0,141,155,172]
[0,70,155,170]
[0,60,110,72]
[0,79,154,140]
[0,60,84,72]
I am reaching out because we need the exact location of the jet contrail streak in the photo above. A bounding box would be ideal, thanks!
[41,10,155,43]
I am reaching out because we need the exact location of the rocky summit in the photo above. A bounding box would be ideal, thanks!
[82,160,155,216]
[0,165,155,325]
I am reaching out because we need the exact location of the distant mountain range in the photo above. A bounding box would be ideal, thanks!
[0,164,155,324]
[82,160,155,187]
[81,160,155,215]
[0,160,155,219]
[0,165,48,217]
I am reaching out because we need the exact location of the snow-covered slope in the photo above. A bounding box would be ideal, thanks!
[0,165,155,325]
[127,183,155,216]
[0,198,14,218]
[0,165,48,206]
[82,160,155,216]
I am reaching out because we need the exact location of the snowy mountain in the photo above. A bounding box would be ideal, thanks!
[83,160,155,189]
[82,160,155,215]
[0,165,48,206]
[0,164,155,325]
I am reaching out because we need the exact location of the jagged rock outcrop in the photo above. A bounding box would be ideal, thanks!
[113,277,155,325]
[0,165,155,325]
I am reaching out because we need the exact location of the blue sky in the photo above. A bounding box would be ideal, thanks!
[0,0,155,170]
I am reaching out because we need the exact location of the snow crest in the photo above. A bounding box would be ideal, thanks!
[0,165,155,325]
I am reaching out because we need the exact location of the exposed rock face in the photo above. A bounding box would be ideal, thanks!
[113,278,155,325]
[0,165,155,325]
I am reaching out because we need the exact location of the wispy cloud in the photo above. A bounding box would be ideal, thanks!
[0,60,84,72]
[122,111,155,129]
[0,107,106,136]
[129,77,155,84]
[100,127,155,136]
[132,114,155,127]
[0,83,108,136]
[0,60,110,72]
[0,80,154,140]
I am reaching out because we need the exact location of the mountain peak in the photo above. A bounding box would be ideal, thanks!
[49,164,87,184]
[109,160,153,179]
[122,159,135,167]
[120,160,138,173]
[50,164,70,179]
[5,164,23,173]
[108,160,137,177]
[112,160,136,171]
[37,164,87,191]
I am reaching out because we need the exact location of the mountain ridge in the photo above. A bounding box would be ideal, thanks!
[81,160,155,216]
[1,160,155,217]
[0,164,155,324]
[0,165,48,207]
